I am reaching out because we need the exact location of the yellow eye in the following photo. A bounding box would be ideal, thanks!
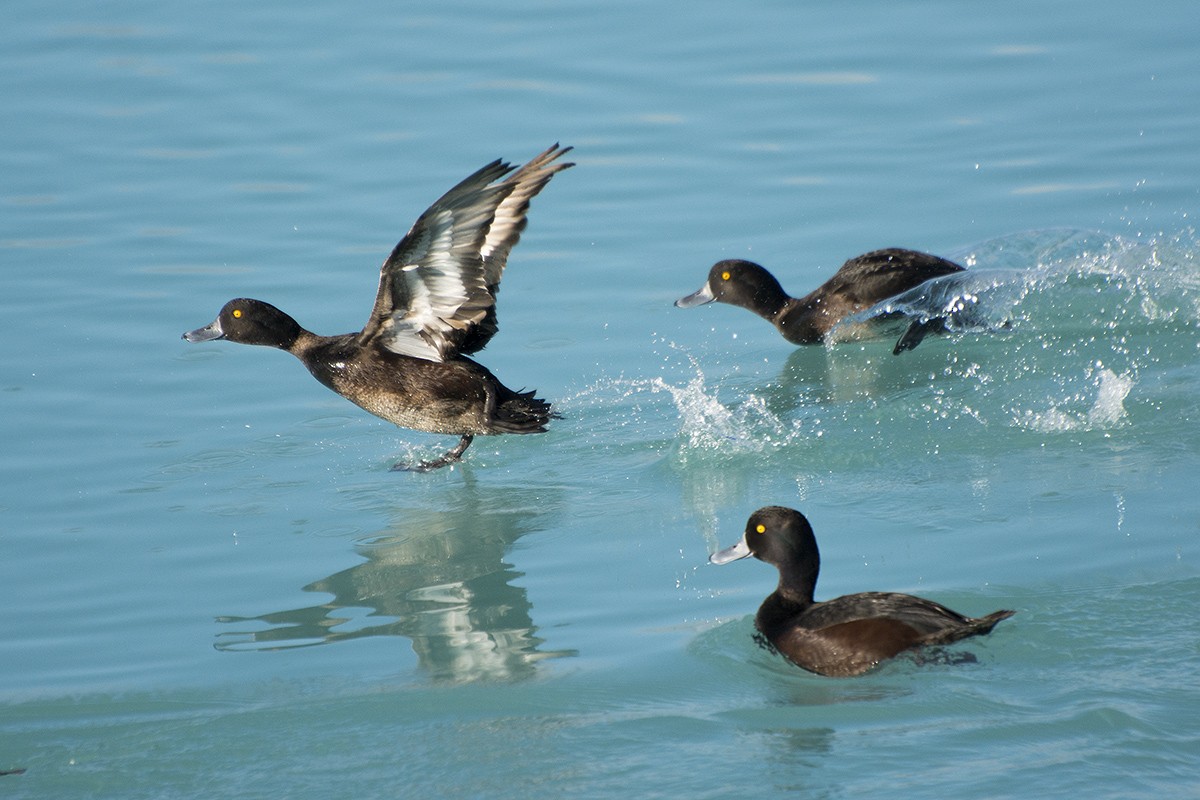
[721,271,731,281]
[232,309,242,319]
[756,524,766,533]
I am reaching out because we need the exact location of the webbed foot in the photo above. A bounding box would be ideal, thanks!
[390,434,474,473]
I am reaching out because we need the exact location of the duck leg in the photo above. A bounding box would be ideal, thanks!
[892,316,947,355]
[392,434,474,473]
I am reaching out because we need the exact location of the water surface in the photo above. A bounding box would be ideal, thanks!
[2,1,1199,797]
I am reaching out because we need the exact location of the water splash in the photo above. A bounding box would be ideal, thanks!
[837,267,1030,341]
[1014,366,1134,433]
[652,373,799,454]
[565,229,1195,463]
[563,353,812,460]
[835,228,1200,349]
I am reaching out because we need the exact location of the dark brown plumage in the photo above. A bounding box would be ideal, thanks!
[711,506,1014,677]
[183,144,572,471]
[676,248,965,354]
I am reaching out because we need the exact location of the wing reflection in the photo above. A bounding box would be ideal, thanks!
[215,486,574,682]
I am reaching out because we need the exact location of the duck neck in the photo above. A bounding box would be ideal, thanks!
[777,567,818,606]
[744,274,791,321]
[285,328,325,355]
[772,537,820,606]
[777,292,832,343]
[755,589,811,637]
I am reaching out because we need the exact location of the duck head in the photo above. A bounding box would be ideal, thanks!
[675,260,790,314]
[710,505,821,603]
[183,298,303,350]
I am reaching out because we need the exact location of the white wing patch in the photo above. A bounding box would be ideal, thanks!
[370,145,573,362]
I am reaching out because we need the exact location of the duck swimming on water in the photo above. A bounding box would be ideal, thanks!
[183,144,572,472]
[711,506,1014,677]
[676,248,965,354]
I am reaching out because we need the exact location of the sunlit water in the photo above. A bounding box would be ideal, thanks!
[3,1,1199,798]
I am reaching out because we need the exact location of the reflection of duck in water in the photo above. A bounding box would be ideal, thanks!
[711,506,1014,677]
[216,487,574,682]
[675,248,966,354]
[184,145,572,471]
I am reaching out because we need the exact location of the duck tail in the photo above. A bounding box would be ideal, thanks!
[923,607,1014,647]
[491,387,558,434]
[971,608,1016,634]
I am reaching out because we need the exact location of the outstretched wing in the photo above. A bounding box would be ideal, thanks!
[479,144,573,291]
[361,144,573,362]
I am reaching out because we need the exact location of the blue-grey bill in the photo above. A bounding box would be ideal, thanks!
[675,281,715,308]
[710,536,752,565]
[183,319,224,342]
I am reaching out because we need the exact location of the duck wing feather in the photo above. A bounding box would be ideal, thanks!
[361,144,572,362]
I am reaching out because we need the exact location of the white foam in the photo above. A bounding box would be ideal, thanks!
[1017,367,1133,433]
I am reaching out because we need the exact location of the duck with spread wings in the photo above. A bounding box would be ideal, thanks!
[183,144,573,471]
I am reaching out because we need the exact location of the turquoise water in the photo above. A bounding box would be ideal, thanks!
[3,1,1199,797]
